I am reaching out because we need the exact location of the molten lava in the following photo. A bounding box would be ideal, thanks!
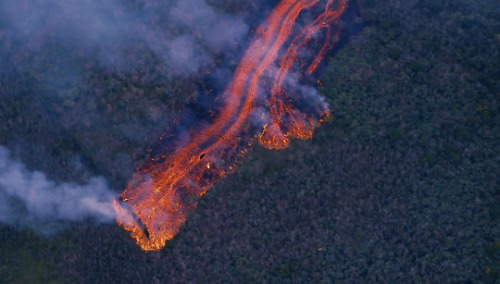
[114,0,347,251]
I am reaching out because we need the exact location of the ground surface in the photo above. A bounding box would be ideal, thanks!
[0,0,499,283]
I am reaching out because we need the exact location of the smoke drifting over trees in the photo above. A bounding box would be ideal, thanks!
[1,0,250,74]
[0,0,253,232]
[0,146,115,234]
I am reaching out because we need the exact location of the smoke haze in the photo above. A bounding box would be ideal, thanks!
[0,0,254,233]
[0,0,249,75]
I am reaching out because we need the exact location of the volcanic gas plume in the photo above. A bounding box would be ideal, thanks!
[114,0,348,251]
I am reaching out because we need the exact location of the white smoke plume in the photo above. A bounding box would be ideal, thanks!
[0,146,116,234]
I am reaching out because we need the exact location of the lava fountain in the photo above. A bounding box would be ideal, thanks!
[114,0,348,251]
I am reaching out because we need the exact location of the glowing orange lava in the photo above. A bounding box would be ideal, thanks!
[114,0,347,251]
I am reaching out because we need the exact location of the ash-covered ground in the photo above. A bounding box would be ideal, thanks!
[0,0,499,283]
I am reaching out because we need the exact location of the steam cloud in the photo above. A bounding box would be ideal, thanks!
[0,146,116,234]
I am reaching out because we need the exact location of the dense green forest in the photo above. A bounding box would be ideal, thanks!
[0,0,498,282]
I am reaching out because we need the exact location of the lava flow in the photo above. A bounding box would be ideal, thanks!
[114,0,348,251]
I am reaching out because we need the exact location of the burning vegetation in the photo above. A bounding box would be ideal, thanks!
[114,0,348,251]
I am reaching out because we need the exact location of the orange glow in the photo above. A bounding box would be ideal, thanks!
[114,0,348,251]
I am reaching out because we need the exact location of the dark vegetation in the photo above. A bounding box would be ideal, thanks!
[1,0,499,282]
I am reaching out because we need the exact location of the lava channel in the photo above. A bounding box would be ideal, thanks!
[114,0,347,251]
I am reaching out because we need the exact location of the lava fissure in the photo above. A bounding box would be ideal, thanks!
[114,0,348,251]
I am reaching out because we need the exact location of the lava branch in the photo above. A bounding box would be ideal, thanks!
[114,0,348,251]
